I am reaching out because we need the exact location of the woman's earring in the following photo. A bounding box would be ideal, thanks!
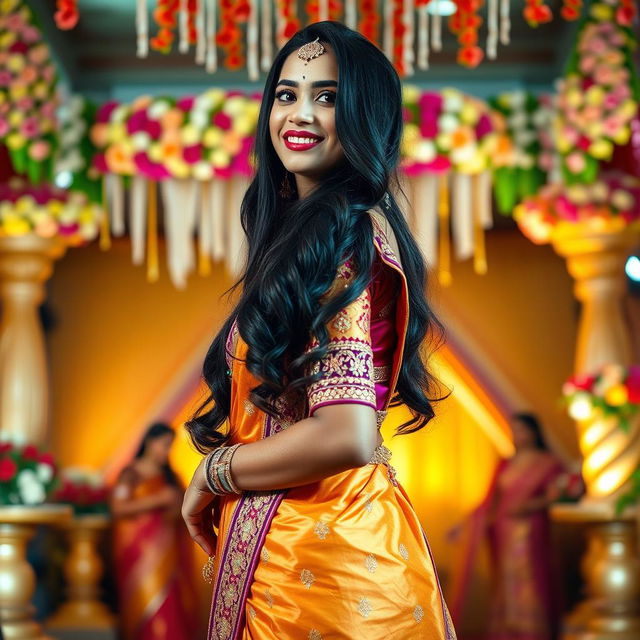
[202,555,216,584]
[279,172,294,199]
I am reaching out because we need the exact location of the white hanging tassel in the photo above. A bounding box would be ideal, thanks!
[403,0,415,76]
[205,0,217,73]
[477,171,493,229]
[130,175,148,265]
[487,0,498,59]
[108,173,126,237]
[136,0,148,58]
[179,0,189,53]
[410,174,439,266]
[196,0,206,64]
[247,0,259,80]
[261,0,273,72]
[345,0,357,29]
[499,0,511,45]
[210,178,226,262]
[319,0,329,21]
[417,6,429,70]
[383,0,393,60]
[451,173,474,260]
[432,0,442,52]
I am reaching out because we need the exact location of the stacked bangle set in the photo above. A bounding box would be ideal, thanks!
[204,443,243,495]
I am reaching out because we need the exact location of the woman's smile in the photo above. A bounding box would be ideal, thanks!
[283,129,325,151]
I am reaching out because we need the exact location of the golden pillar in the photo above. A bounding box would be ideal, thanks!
[550,223,640,639]
[0,505,71,640]
[0,235,66,445]
[47,514,115,632]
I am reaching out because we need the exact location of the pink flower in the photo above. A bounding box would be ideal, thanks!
[96,101,119,124]
[20,117,40,139]
[16,97,34,111]
[28,44,49,65]
[176,96,195,112]
[19,65,38,85]
[183,144,203,164]
[594,65,616,85]
[41,64,56,83]
[143,119,161,139]
[475,114,492,138]
[21,26,40,44]
[588,37,607,55]
[126,109,148,134]
[28,140,51,161]
[0,71,12,87]
[0,118,9,137]
[566,151,586,174]
[579,55,597,74]
[214,166,233,179]
[556,195,579,220]
[40,101,56,119]
[603,116,625,137]
[213,112,232,130]
[6,14,25,30]
[626,366,640,403]
[133,152,171,180]
[8,41,28,55]
[92,153,109,173]
[420,118,438,139]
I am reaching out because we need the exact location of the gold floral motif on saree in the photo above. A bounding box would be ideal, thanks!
[265,588,273,609]
[260,547,270,563]
[300,569,315,589]
[357,597,372,618]
[308,630,323,640]
[314,521,330,540]
[414,605,424,623]
[243,399,255,415]
[365,554,378,574]
[399,543,409,561]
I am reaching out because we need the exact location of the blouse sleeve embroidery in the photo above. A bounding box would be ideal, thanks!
[305,262,376,415]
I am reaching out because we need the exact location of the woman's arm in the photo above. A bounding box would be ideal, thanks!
[110,479,179,518]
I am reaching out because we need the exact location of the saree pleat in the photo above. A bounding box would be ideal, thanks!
[208,211,455,640]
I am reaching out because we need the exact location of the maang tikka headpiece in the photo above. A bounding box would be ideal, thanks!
[297,37,326,64]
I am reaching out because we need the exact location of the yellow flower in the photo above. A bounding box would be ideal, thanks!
[618,99,638,121]
[203,127,223,148]
[109,123,127,144]
[566,88,582,109]
[1,0,20,13]
[193,161,214,181]
[605,384,628,407]
[0,31,16,48]
[436,133,453,150]
[211,148,230,168]
[6,132,26,149]
[3,216,31,236]
[166,157,190,179]
[458,154,487,174]
[590,3,613,20]
[9,84,27,100]
[47,201,64,216]
[585,122,603,140]
[203,88,225,109]
[7,54,25,73]
[148,143,163,162]
[181,124,200,146]
[8,111,24,127]
[588,139,613,159]
[612,126,631,146]
[232,114,254,136]
[223,96,247,117]
[585,86,605,107]
[459,102,479,125]
[402,84,420,103]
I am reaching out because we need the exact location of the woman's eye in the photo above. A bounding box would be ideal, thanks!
[275,89,295,102]
[317,91,336,104]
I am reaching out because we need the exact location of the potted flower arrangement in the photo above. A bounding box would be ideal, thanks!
[53,468,110,516]
[0,442,58,505]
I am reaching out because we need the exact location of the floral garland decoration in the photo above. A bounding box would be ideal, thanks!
[0,178,102,244]
[217,0,250,71]
[555,0,639,184]
[90,90,259,181]
[276,0,301,42]
[449,0,485,68]
[523,0,553,26]
[0,442,58,506]
[151,0,180,53]
[513,172,640,244]
[56,95,102,203]
[563,364,640,431]
[0,0,60,184]
[54,0,79,30]
[357,0,379,44]
[401,86,510,175]
[489,91,556,214]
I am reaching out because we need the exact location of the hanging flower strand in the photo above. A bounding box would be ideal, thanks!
[358,0,380,45]
[151,0,179,53]
[54,0,80,30]
[449,0,485,68]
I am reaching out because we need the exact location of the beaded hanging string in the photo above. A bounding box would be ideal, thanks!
[195,0,206,63]
[487,0,498,59]
[205,0,218,72]
[345,0,357,28]
[246,0,259,80]
[179,0,189,52]
[136,0,149,57]
[499,0,510,44]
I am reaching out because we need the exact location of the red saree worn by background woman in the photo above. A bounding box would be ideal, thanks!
[450,454,564,640]
[112,470,198,640]
[207,211,456,640]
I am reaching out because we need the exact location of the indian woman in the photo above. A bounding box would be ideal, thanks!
[182,21,456,639]
[449,413,566,640]
[111,422,198,640]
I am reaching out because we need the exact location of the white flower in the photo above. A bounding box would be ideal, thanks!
[508,91,527,110]
[193,161,214,181]
[147,100,170,120]
[190,109,210,131]
[111,105,129,124]
[36,463,54,484]
[194,94,214,112]
[451,143,476,164]
[514,130,536,147]
[517,153,535,170]
[438,113,460,134]
[17,470,46,505]
[69,95,85,116]
[442,88,464,113]
[131,131,151,151]
[508,111,528,131]
[223,96,248,117]
[415,140,437,162]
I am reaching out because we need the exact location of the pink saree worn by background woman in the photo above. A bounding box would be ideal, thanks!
[112,470,198,640]
[207,211,456,640]
[450,454,564,640]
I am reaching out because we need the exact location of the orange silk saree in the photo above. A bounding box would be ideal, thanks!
[207,213,455,640]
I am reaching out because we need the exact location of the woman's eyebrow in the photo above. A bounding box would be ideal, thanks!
[275,79,338,88]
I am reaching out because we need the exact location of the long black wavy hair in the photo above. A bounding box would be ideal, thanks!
[186,21,446,453]
[135,422,179,486]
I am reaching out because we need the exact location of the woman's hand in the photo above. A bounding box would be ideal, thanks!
[182,458,217,556]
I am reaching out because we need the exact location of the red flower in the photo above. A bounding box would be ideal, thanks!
[0,442,12,455]
[561,6,580,20]
[458,45,484,68]
[568,373,597,391]
[626,366,640,403]
[524,3,553,26]
[22,445,39,461]
[39,452,55,466]
[0,458,17,482]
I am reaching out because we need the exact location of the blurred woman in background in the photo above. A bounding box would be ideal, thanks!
[449,413,568,640]
[111,422,197,640]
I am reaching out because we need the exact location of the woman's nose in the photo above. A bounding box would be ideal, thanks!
[289,95,314,124]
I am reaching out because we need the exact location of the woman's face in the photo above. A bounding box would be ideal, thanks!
[145,433,174,465]
[269,43,344,192]
[511,418,537,451]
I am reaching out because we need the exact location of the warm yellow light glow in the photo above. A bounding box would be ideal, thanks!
[581,419,607,448]
[595,468,624,495]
